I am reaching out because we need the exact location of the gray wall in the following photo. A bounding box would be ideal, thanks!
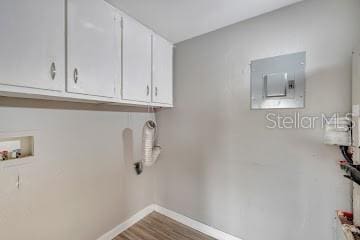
[155,0,360,239]
[0,98,156,240]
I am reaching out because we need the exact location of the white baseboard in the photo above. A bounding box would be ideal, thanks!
[97,204,242,240]
[97,204,156,240]
[153,205,242,240]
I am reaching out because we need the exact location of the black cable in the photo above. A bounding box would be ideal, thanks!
[340,145,353,165]
[342,163,360,185]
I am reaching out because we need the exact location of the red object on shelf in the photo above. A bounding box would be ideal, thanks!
[337,210,354,225]
[342,211,354,219]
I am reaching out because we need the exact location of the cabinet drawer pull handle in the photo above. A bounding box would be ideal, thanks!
[155,87,158,96]
[73,68,79,84]
[146,85,150,96]
[50,62,56,80]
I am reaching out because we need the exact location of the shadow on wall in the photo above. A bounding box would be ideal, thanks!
[123,128,135,165]
[118,127,135,218]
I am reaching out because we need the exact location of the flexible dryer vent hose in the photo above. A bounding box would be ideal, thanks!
[142,120,161,167]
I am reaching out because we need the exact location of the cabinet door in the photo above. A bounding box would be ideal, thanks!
[67,0,120,98]
[122,17,152,103]
[0,0,64,91]
[152,34,173,105]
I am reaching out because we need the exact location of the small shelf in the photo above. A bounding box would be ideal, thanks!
[0,156,35,169]
[0,131,35,169]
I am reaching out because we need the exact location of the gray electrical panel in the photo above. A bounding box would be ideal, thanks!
[251,52,306,109]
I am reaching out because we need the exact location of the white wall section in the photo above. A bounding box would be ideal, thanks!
[0,98,156,240]
[155,0,360,239]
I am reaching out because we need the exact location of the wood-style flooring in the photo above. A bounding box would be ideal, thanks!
[114,212,216,240]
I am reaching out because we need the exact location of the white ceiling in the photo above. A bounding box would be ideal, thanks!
[107,0,303,43]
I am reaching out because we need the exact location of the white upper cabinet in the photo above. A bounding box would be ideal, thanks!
[0,1,173,107]
[0,0,64,91]
[152,34,173,105]
[67,0,121,98]
[122,16,152,103]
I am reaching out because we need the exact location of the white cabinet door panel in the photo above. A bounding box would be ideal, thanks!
[152,34,173,105]
[0,0,64,91]
[122,17,152,103]
[67,0,120,98]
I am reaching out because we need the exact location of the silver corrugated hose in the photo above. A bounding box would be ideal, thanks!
[142,120,161,167]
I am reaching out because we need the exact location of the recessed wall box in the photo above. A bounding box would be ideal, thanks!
[251,52,306,109]
[0,132,35,169]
